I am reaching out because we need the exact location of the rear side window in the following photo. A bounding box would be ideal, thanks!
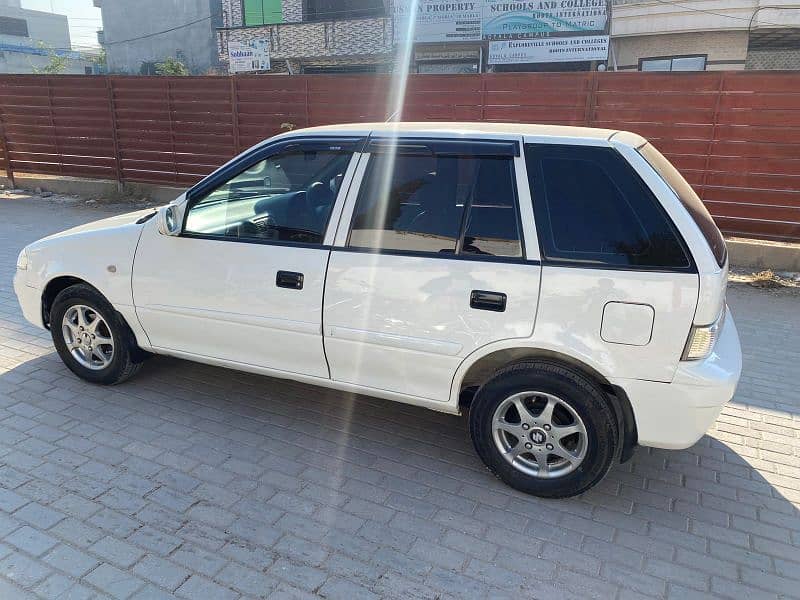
[639,143,727,267]
[349,151,522,258]
[524,144,690,270]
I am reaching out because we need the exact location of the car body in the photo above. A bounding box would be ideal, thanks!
[15,122,742,497]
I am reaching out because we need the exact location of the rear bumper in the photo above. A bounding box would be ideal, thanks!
[13,269,44,329]
[611,309,742,450]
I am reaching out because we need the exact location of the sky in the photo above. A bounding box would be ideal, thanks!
[22,0,102,49]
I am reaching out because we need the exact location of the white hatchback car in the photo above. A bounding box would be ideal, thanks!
[15,123,741,498]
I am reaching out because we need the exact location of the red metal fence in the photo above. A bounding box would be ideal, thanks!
[1,72,799,242]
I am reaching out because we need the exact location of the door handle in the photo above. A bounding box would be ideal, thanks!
[470,290,506,312]
[276,271,304,290]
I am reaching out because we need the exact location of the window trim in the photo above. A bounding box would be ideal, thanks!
[638,54,708,72]
[525,143,697,274]
[181,136,365,248]
[344,141,528,262]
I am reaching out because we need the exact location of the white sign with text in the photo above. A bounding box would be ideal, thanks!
[488,35,609,64]
[229,39,270,73]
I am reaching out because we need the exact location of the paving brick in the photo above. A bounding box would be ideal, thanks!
[84,563,146,599]
[170,544,227,577]
[127,526,182,556]
[89,536,145,570]
[318,577,379,600]
[409,538,467,570]
[132,555,191,591]
[0,551,53,587]
[268,558,327,591]
[216,561,279,596]
[274,533,329,566]
[14,501,65,530]
[176,574,238,600]
[5,525,58,557]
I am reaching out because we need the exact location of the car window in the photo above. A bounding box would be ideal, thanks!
[525,144,690,269]
[184,148,353,245]
[348,152,522,258]
[638,143,727,267]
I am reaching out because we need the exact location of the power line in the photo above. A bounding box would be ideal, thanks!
[645,0,788,28]
[102,15,212,45]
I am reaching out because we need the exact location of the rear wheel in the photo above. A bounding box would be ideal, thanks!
[469,361,617,498]
[50,284,143,385]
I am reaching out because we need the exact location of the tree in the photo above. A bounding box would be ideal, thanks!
[155,57,189,76]
[33,42,68,75]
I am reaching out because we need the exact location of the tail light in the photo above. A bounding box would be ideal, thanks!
[682,305,726,361]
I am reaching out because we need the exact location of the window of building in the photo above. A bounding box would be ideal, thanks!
[349,150,522,258]
[416,61,479,75]
[243,0,283,25]
[524,144,690,269]
[185,146,353,245]
[639,55,707,72]
[304,0,385,22]
[0,16,29,37]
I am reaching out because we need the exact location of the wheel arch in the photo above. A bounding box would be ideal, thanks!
[41,275,150,362]
[453,344,638,463]
[41,275,99,329]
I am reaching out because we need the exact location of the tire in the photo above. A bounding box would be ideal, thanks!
[50,284,143,385]
[469,360,617,498]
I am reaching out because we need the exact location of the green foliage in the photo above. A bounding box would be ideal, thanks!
[33,42,68,75]
[155,57,189,76]
[91,48,107,68]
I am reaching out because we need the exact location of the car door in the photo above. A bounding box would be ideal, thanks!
[322,137,542,402]
[132,138,360,378]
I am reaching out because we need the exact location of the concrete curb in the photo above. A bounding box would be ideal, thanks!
[1,174,184,205]
[727,238,800,273]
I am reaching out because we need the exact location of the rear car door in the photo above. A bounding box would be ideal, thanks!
[524,142,699,382]
[323,137,542,402]
[132,138,359,377]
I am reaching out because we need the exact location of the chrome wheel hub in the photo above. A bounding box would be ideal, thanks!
[61,305,114,371]
[492,391,588,479]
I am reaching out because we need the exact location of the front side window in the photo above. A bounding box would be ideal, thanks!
[525,144,690,269]
[348,151,522,258]
[185,146,353,245]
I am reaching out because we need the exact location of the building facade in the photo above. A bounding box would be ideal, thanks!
[0,0,92,74]
[612,0,800,71]
[212,0,800,74]
[96,0,224,74]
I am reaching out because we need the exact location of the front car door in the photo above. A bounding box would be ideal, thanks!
[323,137,542,402]
[132,137,360,378]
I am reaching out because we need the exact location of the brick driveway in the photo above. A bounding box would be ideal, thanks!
[0,192,798,600]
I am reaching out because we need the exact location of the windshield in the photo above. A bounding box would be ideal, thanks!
[639,143,727,268]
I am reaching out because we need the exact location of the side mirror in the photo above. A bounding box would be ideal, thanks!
[157,204,182,236]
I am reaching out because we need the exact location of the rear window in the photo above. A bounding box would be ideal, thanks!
[639,143,727,267]
[525,144,690,270]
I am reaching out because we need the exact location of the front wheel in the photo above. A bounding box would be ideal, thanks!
[469,361,618,498]
[50,284,143,385]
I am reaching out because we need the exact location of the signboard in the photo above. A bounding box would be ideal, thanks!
[488,35,609,64]
[395,0,609,43]
[228,39,270,73]
[394,1,482,43]
[482,0,609,40]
